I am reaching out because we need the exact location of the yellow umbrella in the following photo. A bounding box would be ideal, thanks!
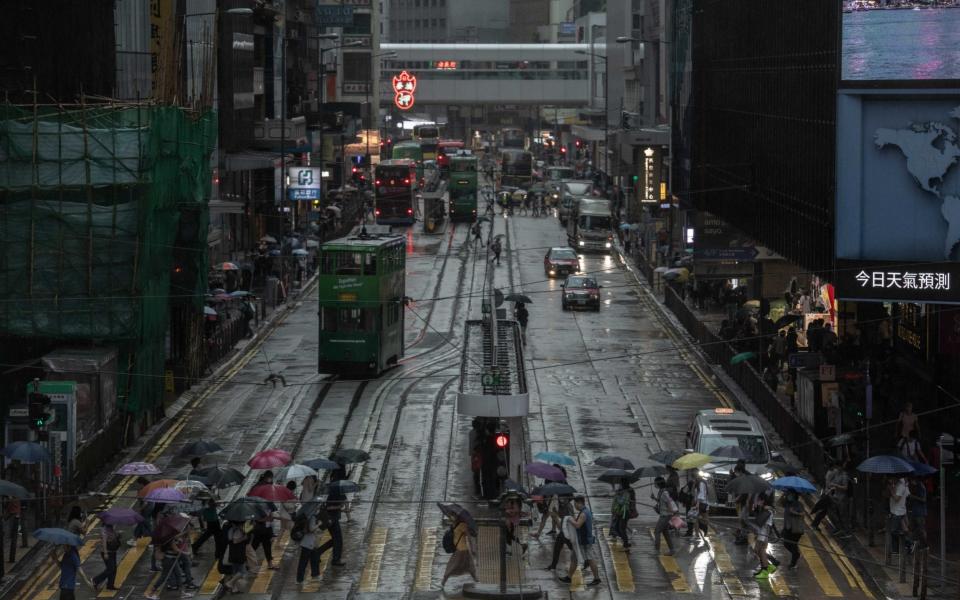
[672,452,713,470]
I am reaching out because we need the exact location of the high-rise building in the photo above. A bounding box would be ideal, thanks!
[385,0,509,43]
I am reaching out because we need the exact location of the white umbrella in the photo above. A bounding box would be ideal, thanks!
[276,464,319,481]
[260,235,278,244]
[174,479,209,496]
[654,266,669,273]
[292,248,309,256]
[203,306,217,316]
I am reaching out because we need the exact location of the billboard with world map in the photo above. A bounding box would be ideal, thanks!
[842,4,960,82]
[836,91,960,301]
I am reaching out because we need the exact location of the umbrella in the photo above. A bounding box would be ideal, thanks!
[334,448,370,464]
[725,474,772,497]
[98,507,144,526]
[194,466,245,489]
[663,268,689,282]
[743,300,761,309]
[598,469,638,485]
[179,440,224,457]
[0,480,31,499]
[709,445,749,460]
[137,479,179,497]
[220,498,271,522]
[532,483,577,497]
[145,488,187,504]
[305,239,320,248]
[633,465,669,479]
[116,461,162,476]
[322,480,360,494]
[649,449,685,465]
[533,451,575,466]
[295,501,332,526]
[903,459,937,476]
[595,456,635,470]
[654,267,670,274]
[774,314,803,329]
[672,453,713,470]
[1,441,51,464]
[618,222,632,230]
[503,479,528,495]
[216,262,240,271]
[260,235,278,244]
[275,464,319,481]
[730,351,756,365]
[826,432,860,448]
[203,306,217,317]
[437,503,477,533]
[857,455,915,475]
[33,528,82,547]
[211,288,227,295]
[302,458,339,471]
[292,248,309,256]
[767,461,803,475]
[525,463,565,481]
[771,476,818,494]
[229,290,253,297]
[152,514,191,545]
[174,480,210,496]
[505,294,533,304]
[249,484,296,502]
[248,448,292,469]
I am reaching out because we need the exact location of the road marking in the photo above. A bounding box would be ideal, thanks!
[248,529,291,593]
[708,538,747,596]
[799,530,843,596]
[199,550,224,594]
[301,532,333,592]
[98,537,151,597]
[812,524,872,597]
[600,528,635,592]
[415,527,438,590]
[767,566,792,596]
[358,527,388,592]
[646,528,689,593]
[33,537,103,600]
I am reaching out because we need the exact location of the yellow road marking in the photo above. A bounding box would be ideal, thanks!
[599,528,634,592]
[248,529,291,593]
[645,528,688,593]
[799,530,843,596]
[569,563,585,592]
[709,538,747,596]
[767,566,792,596]
[301,532,333,592]
[98,538,151,597]
[415,527,438,590]
[358,527,388,592]
[199,551,224,595]
[813,524,873,598]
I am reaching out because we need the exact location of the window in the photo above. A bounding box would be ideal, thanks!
[386,300,400,325]
[321,307,339,331]
[439,18,445,28]
[363,252,377,275]
[325,308,377,332]
[322,251,363,275]
[343,13,372,35]
[343,53,372,83]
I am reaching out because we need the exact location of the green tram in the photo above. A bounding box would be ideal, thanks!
[448,155,479,222]
[392,141,424,186]
[318,232,406,376]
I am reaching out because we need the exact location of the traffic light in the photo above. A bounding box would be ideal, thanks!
[575,139,582,149]
[560,146,567,156]
[28,391,52,430]
[493,431,509,449]
[621,111,629,129]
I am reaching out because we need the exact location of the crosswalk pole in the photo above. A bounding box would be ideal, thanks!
[899,535,907,583]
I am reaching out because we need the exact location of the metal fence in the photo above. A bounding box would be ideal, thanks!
[664,286,827,483]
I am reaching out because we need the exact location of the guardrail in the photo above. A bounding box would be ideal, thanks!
[664,286,827,483]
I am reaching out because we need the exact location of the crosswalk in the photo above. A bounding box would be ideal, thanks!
[19,520,876,598]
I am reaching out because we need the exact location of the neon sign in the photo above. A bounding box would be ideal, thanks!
[392,71,417,111]
[435,60,458,70]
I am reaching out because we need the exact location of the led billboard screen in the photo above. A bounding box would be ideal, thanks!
[841,2,960,82]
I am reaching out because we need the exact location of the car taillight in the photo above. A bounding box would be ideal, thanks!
[404,178,410,184]
[407,208,413,215]
[375,179,381,185]
[375,209,381,216]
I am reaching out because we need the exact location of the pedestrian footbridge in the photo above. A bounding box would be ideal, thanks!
[379,43,592,106]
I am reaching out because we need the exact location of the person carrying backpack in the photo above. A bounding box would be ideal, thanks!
[780,490,805,569]
[610,481,635,549]
[92,523,120,592]
[441,515,477,589]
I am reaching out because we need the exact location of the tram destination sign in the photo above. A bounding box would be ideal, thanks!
[834,260,960,304]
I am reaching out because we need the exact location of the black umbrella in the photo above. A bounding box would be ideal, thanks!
[633,465,669,479]
[826,433,860,448]
[598,469,638,485]
[503,479,528,495]
[767,461,803,475]
[725,474,771,497]
[220,497,271,522]
[0,480,31,499]
[595,456,635,470]
[531,483,577,497]
[648,449,685,466]
[505,294,533,304]
[334,449,370,464]
[178,440,224,457]
[195,466,245,489]
[709,445,749,460]
[302,458,339,471]
[322,480,360,494]
[774,314,803,329]
[295,501,332,527]
[437,502,477,533]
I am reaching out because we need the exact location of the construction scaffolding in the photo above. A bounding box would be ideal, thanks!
[0,102,217,416]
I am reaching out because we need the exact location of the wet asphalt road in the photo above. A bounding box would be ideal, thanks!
[13,202,880,600]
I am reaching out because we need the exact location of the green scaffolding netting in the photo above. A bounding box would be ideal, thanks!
[0,104,217,414]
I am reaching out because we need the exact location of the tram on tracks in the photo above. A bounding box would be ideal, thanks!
[448,154,479,222]
[318,231,406,376]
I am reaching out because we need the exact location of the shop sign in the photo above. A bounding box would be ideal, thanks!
[392,71,417,111]
[287,167,322,201]
[692,212,759,261]
[316,4,355,25]
[834,260,960,304]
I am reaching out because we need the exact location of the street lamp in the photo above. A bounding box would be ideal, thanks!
[574,49,608,181]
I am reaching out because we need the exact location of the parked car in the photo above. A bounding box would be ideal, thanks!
[544,247,581,278]
[560,275,601,311]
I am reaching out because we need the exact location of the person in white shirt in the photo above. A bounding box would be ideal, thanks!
[887,476,909,550]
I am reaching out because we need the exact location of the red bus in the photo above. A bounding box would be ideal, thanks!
[375,159,417,225]
[436,139,466,175]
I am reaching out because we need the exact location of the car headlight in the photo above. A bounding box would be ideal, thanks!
[760,472,774,480]
[578,240,585,247]
[549,270,556,275]
[605,242,612,248]
[698,470,712,479]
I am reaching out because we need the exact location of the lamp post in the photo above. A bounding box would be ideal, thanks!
[574,49,608,184]
[312,36,364,199]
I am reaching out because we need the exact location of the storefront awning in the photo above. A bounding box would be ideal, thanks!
[571,124,607,142]
[223,151,281,172]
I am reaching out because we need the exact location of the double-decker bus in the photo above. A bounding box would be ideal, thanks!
[436,139,465,176]
[448,155,478,222]
[374,159,417,225]
[318,231,406,375]
[499,148,534,189]
[500,128,527,149]
[392,141,425,187]
[413,123,440,160]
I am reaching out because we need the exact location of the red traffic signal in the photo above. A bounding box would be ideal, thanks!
[560,146,567,154]
[494,432,509,449]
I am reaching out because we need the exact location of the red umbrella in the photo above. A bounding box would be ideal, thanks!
[248,448,292,469]
[248,484,296,503]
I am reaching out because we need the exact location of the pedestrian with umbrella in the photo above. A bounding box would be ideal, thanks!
[651,477,679,557]
[38,529,91,600]
[779,490,805,570]
[91,521,122,592]
[294,509,325,588]
[514,302,529,345]
[811,459,850,533]
[218,520,251,594]
[439,504,478,589]
[191,496,222,558]
[542,494,575,570]
[317,484,347,567]
[749,493,778,580]
[609,480,636,549]
[682,470,709,541]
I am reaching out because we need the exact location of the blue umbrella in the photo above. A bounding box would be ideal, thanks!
[771,476,818,494]
[857,455,915,475]
[903,459,937,476]
[33,528,82,546]
[1,441,51,464]
[534,451,576,466]
[302,458,339,471]
[618,222,632,230]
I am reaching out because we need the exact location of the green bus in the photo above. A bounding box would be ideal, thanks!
[392,141,424,185]
[448,155,479,222]
[318,231,406,376]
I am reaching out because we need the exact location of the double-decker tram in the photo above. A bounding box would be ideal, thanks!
[499,148,533,189]
[448,154,478,222]
[318,231,406,376]
[374,159,417,225]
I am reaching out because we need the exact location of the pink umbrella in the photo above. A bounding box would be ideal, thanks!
[248,448,292,469]
[248,484,296,502]
[145,487,186,504]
